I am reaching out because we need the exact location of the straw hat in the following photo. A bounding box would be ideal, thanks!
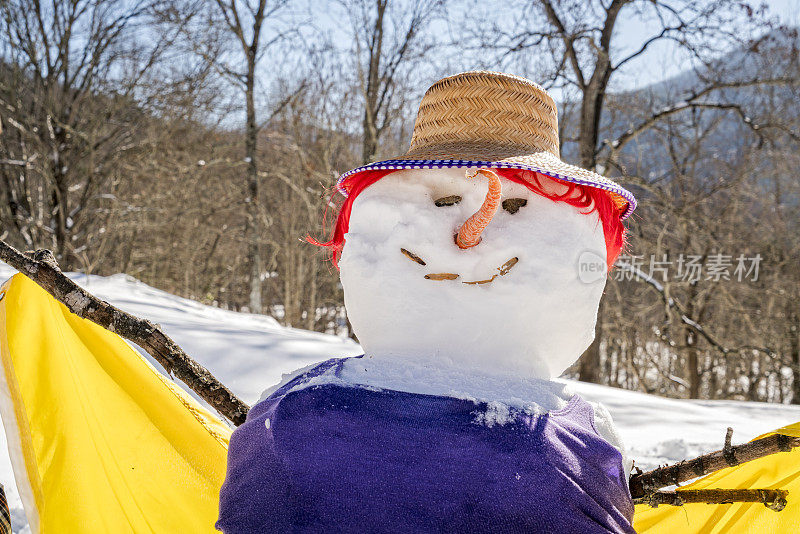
[337,71,636,219]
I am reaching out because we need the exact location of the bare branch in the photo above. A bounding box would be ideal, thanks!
[602,77,797,164]
[637,489,788,511]
[540,0,585,88]
[0,239,250,426]
[630,429,800,498]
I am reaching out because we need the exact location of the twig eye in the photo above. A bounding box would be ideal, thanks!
[502,198,527,214]
[434,195,461,207]
[400,248,426,265]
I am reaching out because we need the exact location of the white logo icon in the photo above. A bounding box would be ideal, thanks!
[577,251,607,284]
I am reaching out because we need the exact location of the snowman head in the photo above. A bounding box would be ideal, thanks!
[312,72,635,379]
[315,166,625,379]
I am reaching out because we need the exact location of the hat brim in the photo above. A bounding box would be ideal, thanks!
[336,151,637,220]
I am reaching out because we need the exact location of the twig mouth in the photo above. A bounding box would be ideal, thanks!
[462,257,519,285]
[498,257,519,275]
[401,248,519,285]
[424,273,459,280]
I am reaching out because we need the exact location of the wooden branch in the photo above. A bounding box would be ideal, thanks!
[630,428,800,499]
[0,240,250,426]
[0,483,10,534]
[636,489,788,511]
[0,158,32,167]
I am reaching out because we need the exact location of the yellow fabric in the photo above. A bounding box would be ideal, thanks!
[0,274,231,533]
[633,421,800,533]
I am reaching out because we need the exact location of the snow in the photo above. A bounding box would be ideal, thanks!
[1,262,800,532]
[339,168,608,380]
[333,356,572,413]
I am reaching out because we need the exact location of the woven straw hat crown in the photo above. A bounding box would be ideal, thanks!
[337,71,636,219]
[407,71,561,160]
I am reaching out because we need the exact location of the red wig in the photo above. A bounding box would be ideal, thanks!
[310,168,626,268]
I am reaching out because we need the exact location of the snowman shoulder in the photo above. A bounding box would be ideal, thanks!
[585,400,631,478]
[257,358,348,402]
[257,365,313,402]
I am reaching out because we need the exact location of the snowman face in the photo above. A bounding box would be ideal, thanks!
[338,167,608,379]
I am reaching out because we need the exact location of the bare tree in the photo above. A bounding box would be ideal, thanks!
[159,0,298,313]
[216,0,278,314]
[342,0,443,164]
[594,83,800,400]
[0,0,169,267]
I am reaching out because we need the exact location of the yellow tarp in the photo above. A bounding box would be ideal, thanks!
[633,424,800,533]
[0,274,231,533]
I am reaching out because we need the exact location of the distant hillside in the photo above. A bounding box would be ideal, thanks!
[559,27,800,186]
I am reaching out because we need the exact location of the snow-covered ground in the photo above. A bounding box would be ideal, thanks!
[2,264,800,532]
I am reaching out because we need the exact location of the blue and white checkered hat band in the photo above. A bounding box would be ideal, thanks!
[336,159,637,220]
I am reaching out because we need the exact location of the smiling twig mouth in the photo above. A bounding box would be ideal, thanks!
[462,257,519,285]
[401,248,519,285]
[498,257,519,275]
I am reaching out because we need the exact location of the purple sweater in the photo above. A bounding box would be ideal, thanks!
[217,357,634,533]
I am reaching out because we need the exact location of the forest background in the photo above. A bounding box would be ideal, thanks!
[2,0,800,404]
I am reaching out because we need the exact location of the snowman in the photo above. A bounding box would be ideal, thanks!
[217,71,638,533]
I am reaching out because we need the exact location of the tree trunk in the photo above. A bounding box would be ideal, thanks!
[361,0,386,164]
[50,123,70,263]
[579,319,603,383]
[362,107,379,164]
[575,93,603,382]
[685,290,701,398]
[245,65,262,313]
[575,80,608,383]
[578,92,600,168]
[570,1,618,382]
[687,330,700,399]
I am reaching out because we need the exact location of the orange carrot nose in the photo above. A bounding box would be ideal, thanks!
[456,169,502,249]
